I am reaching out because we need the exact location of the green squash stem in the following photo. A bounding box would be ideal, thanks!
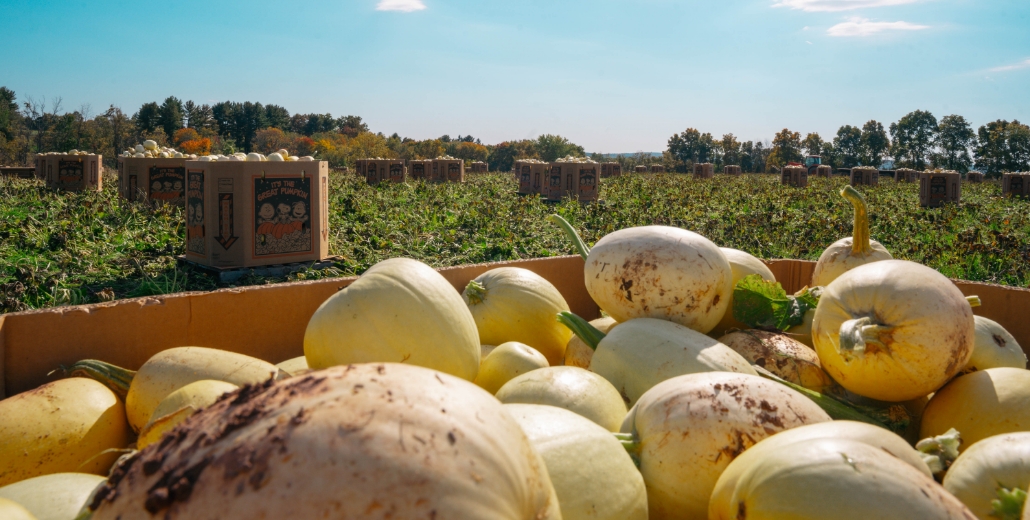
[54,359,136,399]
[990,487,1027,520]
[752,365,895,431]
[966,295,981,308]
[548,214,591,260]
[464,280,487,305]
[614,433,642,468]
[841,186,872,255]
[557,311,606,351]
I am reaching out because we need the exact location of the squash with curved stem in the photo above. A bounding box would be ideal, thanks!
[620,372,830,519]
[813,260,974,402]
[922,368,1030,453]
[0,378,130,486]
[710,248,777,337]
[943,432,1030,520]
[474,342,549,394]
[710,420,933,519]
[720,438,975,520]
[811,186,892,287]
[963,316,1026,373]
[304,258,481,381]
[505,404,647,520]
[495,366,628,432]
[89,364,561,520]
[0,473,107,520]
[463,267,571,365]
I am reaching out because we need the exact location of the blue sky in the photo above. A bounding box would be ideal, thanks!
[1,0,1027,152]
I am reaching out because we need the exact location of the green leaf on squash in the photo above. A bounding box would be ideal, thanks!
[732,275,820,331]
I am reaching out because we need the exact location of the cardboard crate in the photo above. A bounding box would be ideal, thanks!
[633,165,647,173]
[408,160,431,181]
[850,166,879,187]
[919,170,961,207]
[1002,173,1030,198]
[470,161,488,173]
[693,163,714,179]
[781,166,808,187]
[650,165,665,173]
[3,255,1030,399]
[384,160,406,184]
[182,159,329,270]
[724,165,741,175]
[117,157,187,206]
[896,168,919,183]
[966,171,984,183]
[815,165,832,178]
[600,162,622,178]
[546,160,599,202]
[515,160,549,196]
[42,154,103,191]
[438,159,464,183]
[33,154,46,180]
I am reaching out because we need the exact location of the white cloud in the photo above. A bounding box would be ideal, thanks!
[376,0,426,12]
[773,0,919,12]
[990,58,1030,72]
[827,17,929,36]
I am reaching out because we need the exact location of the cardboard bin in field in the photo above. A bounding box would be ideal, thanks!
[470,161,488,173]
[433,157,464,183]
[4,255,1030,400]
[42,153,103,191]
[408,160,431,181]
[117,157,187,206]
[515,160,549,196]
[33,154,46,180]
[850,166,879,187]
[182,159,329,269]
[649,164,665,173]
[633,165,647,173]
[693,163,714,179]
[600,162,622,178]
[546,159,599,202]
[896,168,919,183]
[966,171,984,183]
[781,165,808,187]
[919,170,961,207]
[724,165,741,175]
[815,165,832,178]
[1002,173,1030,198]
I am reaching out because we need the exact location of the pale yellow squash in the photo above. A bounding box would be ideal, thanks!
[944,432,1030,520]
[275,356,311,377]
[304,258,480,380]
[710,420,932,519]
[813,260,974,401]
[0,497,36,520]
[811,185,892,286]
[474,342,549,394]
[922,368,1030,453]
[620,372,830,519]
[718,330,835,391]
[137,380,239,449]
[495,366,628,431]
[963,316,1026,373]
[724,438,975,519]
[0,378,130,486]
[463,267,571,365]
[505,404,647,520]
[710,248,777,337]
[563,316,617,368]
[0,473,106,520]
[90,363,560,520]
[584,226,732,334]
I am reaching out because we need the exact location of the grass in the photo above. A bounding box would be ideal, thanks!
[1,172,1028,313]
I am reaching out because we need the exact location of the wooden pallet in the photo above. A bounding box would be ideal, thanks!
[177,256,343,283]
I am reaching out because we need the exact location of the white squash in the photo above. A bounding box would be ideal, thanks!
[495,366,627,432]
[137,380,239,449]
[563,316,617,368]
[620,371,831,519]
[722,438,975,520]
[710,248,777,337]
[0,473,106,520]
[475,342,549,394]
[505,404,647,520]
[304,258,480,381]
[89,364,560,520]
[463,267,571,365]
[275,356,310,377]
[718,330,835,391]
[811,185,892,286]
[589,317,756,407]
[963,316,1026,372]
[584,226,732,334]
[943,432,1030,520]
[922,368,1030,452]
[710,420,932,519]
[813,260,974,401]
[0,498,35,520]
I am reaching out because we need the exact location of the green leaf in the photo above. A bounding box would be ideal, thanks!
[732,275,820,331]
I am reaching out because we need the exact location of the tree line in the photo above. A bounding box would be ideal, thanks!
[666,110,1030,176]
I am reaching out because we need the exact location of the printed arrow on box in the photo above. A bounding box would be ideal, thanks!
[216,193,238,250]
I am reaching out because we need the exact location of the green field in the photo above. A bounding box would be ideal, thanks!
[1,172,1028,313]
